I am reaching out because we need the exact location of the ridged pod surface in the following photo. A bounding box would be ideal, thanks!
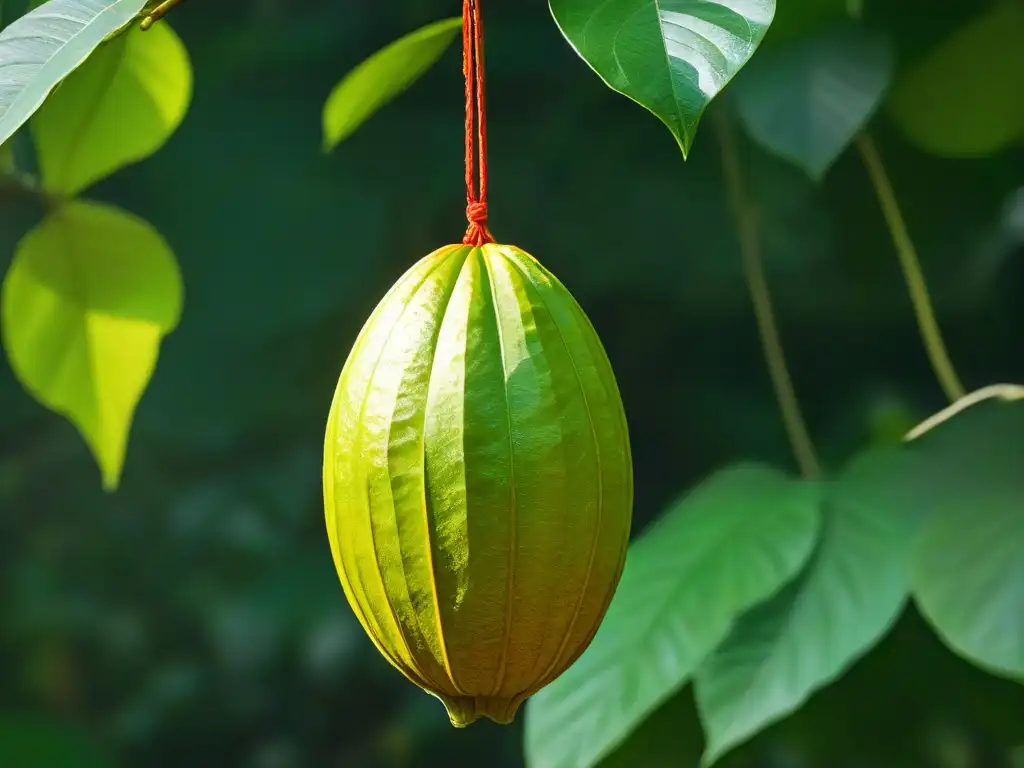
[323,243,633,726]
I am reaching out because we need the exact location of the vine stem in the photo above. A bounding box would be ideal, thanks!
[904,383,1024,441]
[855,133,966,403]
[714,110,822,479]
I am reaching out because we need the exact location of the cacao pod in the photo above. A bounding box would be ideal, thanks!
[323,243,633,726]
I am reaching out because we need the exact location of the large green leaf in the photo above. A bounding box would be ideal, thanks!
[322,17,460,151]
[1,200,182,490]
[731,23,892,180]
[524,464,821,768]
[693,448,919,766]
[887,1,1024,158]
[31,19,191,195]
[0,0,149,149]
[548,0,776,157]
[910,400,1024,679]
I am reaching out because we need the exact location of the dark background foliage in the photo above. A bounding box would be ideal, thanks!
[0,0,1021,765]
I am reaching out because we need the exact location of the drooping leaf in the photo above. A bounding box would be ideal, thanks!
[731,23,893,180]
[31,19,191,195]
[0,0,149,149]
[548,0,776,157]
[887,1,1024,158]
[322,17,461,151]
[910,400,1024,679]
[693,448,920,766]
[1,200,182,490]
[0,716,112,768]
[524,464,821,768]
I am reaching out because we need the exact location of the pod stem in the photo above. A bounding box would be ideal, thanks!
[714,110,822,479]
[855,133,966,403]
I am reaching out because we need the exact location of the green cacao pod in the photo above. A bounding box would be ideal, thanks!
[323,243,633,726]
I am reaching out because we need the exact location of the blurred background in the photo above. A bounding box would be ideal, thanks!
[0,0,1021,766]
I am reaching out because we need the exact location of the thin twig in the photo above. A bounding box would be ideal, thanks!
[141,0,188,30]
[715,109,822,478]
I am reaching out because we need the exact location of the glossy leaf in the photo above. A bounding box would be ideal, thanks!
[887,2,1024,158]
[31,19,191,195]
[1,200,183,490]
[524,464,820,768]
[0,0,148,149]
[910,400,1024,679]
[549,0,776,157]
[323,17,460,151]
[732,23,893,180]
[694,448,919,765]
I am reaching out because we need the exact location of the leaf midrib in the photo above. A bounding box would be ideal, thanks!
[652,0,691,138]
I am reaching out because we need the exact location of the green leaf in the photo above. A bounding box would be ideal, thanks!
[322,17,460,151]
[910,400,1024,679]
[548,0,776,157]
[1,200,182,490]
[31,19,191,195]
[524,464,821,768]
[0,716,112,767]
[694,448,918,766]
[731,23,893,180]
[0,0,149,149]
[887,2,1024,158]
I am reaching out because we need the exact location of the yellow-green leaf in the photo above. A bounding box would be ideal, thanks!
[31,19,192,195]
[887,2,1024,158]
[1,200,183,490]
[322,17,460,152]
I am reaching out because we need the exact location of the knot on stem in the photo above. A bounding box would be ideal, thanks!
[463,201,493,246]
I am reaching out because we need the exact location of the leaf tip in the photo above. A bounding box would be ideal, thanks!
[806,163,829,183]
[92,438,126,493]
[100,471,122,493]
